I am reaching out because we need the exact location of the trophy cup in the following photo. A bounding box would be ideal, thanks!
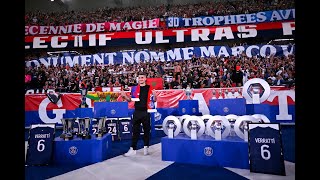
[77,117,91,139]
[205,115,231,140]
[96,117,107,138]
[162,116,181,138]
[183,116,205,140]
[214,121,222,140]
[185,86,192,100]
[79,87,89,108]
[60,118,74,140]
[190,122,198,140]
[234,115,259,141]
[225,114,238,137]
[168,122,175,138]
[252,85,260,104]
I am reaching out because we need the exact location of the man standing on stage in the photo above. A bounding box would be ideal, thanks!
[121,72,157,156]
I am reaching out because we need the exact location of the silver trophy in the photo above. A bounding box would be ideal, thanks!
[96,117,107,138]
[185,86,192,100]
[225,114,238,137]
[79,87,89,108]
[234,115,260,142]
[183,116,205,140]
[162,116,181,138]
[76,117,91,139]
[205,115,231,140]
[252,85,261,104]
[60,118,74,140]
[214,121,222,140]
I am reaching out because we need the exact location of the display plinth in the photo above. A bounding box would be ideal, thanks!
[178,100,199,115]
[161,134,249,169]
[53,133,112,165]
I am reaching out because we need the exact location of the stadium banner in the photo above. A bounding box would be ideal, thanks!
[25,44,295,67]
[25,21,295,49]
[166,9,295,28]
[25,87,295,127]
[25,18,160,36]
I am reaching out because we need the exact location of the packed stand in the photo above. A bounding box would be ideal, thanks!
[25,53,295,93]
[25,0,294,27]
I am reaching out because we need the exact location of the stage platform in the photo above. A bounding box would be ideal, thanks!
[161,134,249,169]
[53,133,112,165]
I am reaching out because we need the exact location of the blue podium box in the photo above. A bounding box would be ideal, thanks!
[53,133,112,165]
[94,102,128,118]
[75,108,93,118]
[209,98,246,116]
[161,134,249,169]
[246,104,272,120]
[178,100,199,115]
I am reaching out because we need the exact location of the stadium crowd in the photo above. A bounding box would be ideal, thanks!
[25,0,294,26]
[24,0,295,93]
[24,53,295,93]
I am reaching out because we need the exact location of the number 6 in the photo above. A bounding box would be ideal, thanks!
[261,144,271,160]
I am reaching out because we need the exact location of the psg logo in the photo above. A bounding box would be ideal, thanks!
[111,109,116,115]
[204,147,213,156]
[69,146,78,155]
[223,107,229,113]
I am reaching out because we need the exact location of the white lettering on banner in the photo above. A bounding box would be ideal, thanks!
[203,17,214,26]
[267,90,295,120]
[183,18,192,26]
[282,22,295,35]
[150,51,165,61]
[33,36,48,48]
[270,11,283,21]
[214,27,234,40]
[51,36,68,48]
[73,24,82,33]
[135,32,152,44]
[280,45,294,57]
[123,52,135,64]
[99,34,113,46]
[81,55,92,66]
[192,93,210,115]
[109,23,122,31]
[191,29,210,41]
[73,35,85,47]
[245,45,259,57]
[200,46,216,57]
[86,24,96,33]
[231,46,245,56]
[260,45,277,57]
[173,29,188,42]
[26,45,295,67]
[182,47,194,60]
[218,46,230,57]
[167,48,182,61]
[105,53,117,64]
[63,56,80,67]
[39,98,66,124]
[237,25,257,38]
[135,51,150,62]
[89,34,96,46]
[235,14,247,24]
[51,57,59,67]
[96,23,105,32]
[92,54,104,65]
[224,15,236,25]
[156,31,169,43]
